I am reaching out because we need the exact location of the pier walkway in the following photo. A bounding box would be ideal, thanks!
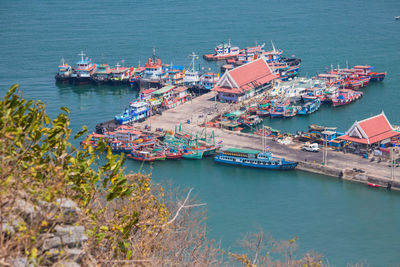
[136,92,400,189]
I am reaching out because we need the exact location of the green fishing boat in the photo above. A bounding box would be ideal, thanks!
[182,150,204,159]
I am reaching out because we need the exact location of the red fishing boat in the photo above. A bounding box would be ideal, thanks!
[342,75,370,90]
[203,40,240,61]
[127,150,157,162]
[165,149,183,160]
[332,89,363,107]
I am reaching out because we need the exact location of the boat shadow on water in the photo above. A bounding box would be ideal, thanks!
[55,82,137,96]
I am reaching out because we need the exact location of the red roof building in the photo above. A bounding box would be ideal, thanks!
[338,112,400,145]
[213,58,278,103]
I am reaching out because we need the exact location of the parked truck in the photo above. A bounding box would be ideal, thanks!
[301,143,320,152]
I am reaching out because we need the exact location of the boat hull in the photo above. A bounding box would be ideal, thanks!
[55,74,72,83]
[72,76,91,85]
[214,156,297,170]
[166,153,183,160]
[182,151,203,159]
[370,72,386,82]
[269,112,284,118]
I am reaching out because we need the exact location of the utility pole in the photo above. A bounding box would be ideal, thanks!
[204,115,207,142]
[325,135,328,166]
[322,138,325,165]
[391,146,395,181]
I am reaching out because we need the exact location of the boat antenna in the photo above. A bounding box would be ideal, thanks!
[152,47,156,63]
[346,60,349,69]
[61,57,65,65]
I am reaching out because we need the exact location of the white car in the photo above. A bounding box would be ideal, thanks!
[301,143,320,152]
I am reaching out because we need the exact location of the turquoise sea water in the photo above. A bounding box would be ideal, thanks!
[1,0,400,265]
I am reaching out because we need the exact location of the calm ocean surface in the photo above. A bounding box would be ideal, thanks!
[1,0,400,265]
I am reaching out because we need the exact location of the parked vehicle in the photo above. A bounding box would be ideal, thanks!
[301,143,320,152]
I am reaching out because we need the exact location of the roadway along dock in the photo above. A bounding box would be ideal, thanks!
[133,91,400,190]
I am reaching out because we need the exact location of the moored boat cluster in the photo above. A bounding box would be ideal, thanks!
[55,50,221,89]
[79,40,387,170]
[82,124,219,162]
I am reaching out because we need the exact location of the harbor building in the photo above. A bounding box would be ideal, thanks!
[338,112,400,154]
[213,58,278,103]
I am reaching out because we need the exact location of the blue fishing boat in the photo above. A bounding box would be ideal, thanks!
[269,101,290,118]
[115,101,150,125]
[214,148,297,170]
[297,98,321,115]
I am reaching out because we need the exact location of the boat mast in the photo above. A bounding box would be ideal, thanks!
[152,47,156,64]
[78,51,85,62]
[391,147,395,181]
[271,41,276,53]
[189,52,198,73]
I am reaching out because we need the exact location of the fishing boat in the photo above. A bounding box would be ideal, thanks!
[200,72,220,90]
[80,132,105,148]
[331,89,363,107]
[214,147,297,170]
[203,40,240,61]
[91,63,111,85]
[114,101,150,125]
[71,51,96,85]
[269,101,290,118]
[198,145,218,156]
[183,52,201,86]
[283,106,297,118]
[109,140,135,153]
[165,148,183,160]
[55,58,73,83]
[369,72,387,82]
[140,48,166,88]
[256,102,271,117]
[127,150,158,162]
[297,98,321,115]
[109,63,130,84]
[243,115,263,126]
[302,87,324,102]
[129,66,145,87]
[342,75,370,90]
[165,65,185,85]
[352,65,386,82]
[182,149,203,159]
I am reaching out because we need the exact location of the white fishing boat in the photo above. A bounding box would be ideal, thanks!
[183,52,201,86]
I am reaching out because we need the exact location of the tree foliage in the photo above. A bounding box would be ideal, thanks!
[0,85,326,266]
[0,84,221,265]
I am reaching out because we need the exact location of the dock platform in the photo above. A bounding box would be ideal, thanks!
[121,91,400,190]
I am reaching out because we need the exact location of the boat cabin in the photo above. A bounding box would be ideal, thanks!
[152,85,176,103]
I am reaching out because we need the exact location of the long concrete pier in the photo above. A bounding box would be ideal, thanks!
[135,92,400,191]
